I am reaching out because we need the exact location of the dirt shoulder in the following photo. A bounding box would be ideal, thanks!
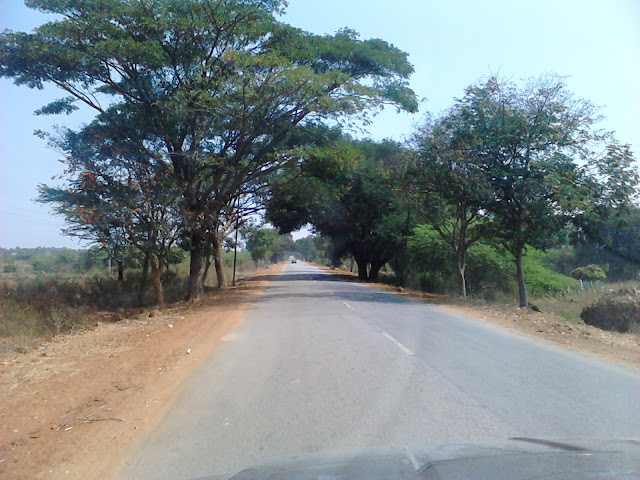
[0,263,284,480]
[316,265,640,370]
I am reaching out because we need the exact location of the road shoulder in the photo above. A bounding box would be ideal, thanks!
[314,264,639,370]
[0,264,285,480]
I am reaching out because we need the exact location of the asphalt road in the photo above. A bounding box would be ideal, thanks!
[120,262,640,480]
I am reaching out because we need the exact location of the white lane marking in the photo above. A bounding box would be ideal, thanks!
[343,301,353,310]
[382,332,415,356]
[404,445,421,470]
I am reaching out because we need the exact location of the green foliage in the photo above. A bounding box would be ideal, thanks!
[522,253,579,296]
[449,75,606,306]
[294,236,318,262]
[408,225,513,297]
[411,109,491,296]
[540,245,640,282]
[580,289,640,333]
[2,0,417,299]
[465,243,514,296]
[245,228,294,265]
[222,250,251,269]
[2,2,637,307]
[570,264,607,282]
[267,137,413,280]
[407,226,456,293]
[3,264,17,273]
[407,226,580,299]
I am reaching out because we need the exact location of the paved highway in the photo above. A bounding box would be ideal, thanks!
[120,262,640,479]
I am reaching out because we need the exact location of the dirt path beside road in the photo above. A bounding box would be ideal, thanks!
[0,264,284,480]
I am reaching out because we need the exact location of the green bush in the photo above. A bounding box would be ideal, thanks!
[580,289,640,333]
[542,244,640,282]
[466,242,514,296]
[522,253,579,296]
[407,226,456,293]
[3,264,17,273]
[407,225,513,297]
[405,228,582,300]
[571,264,607,282]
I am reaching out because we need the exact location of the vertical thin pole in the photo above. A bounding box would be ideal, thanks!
[232,198,240,287]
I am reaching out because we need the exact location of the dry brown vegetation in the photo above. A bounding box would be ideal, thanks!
[0,264,283,480]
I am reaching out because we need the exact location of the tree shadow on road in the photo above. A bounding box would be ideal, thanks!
[245,272,360,283]
[245,271,413,305]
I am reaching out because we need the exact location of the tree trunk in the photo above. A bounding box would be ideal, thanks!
[201,255,211,287]
[368,259,385,282]
[117,259,124,282]
[150,256,164,306]
[354,255,368,280]
[138,253,150,306]
[398,209,411,287]
[212,234,228,289]
[515,245,528,308]
[456,249,467,300]
[186,231,205,300]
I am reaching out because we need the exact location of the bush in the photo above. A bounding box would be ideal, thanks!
[407,226,514,297]
[407,226,457,293]
[523,253,579,296]
[571,264,607,282]
[3,264,17,273]
[466,243,514,296]
[580,289,640,333]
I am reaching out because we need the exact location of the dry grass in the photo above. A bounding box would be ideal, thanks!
[534,280,640,324]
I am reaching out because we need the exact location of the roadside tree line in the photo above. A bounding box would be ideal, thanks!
[1,0,417,304]
[265,75,639,307]
[2,1,637,308]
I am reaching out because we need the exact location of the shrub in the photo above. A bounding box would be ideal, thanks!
[466,242,514,295]
[571,264,607,282]
[407,226,514,297]
[522,254,579,296]
[580,289,640,333]
[407,226,456,293]
[3,264,17,273]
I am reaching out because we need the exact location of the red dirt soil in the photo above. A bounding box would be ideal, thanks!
[2,262,637,480]
[0,264,284,480]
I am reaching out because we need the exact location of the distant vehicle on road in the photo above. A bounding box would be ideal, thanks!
[290,257,297,263]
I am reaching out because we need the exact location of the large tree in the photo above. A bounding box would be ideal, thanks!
[453,75,604,307]
[37,122,182,305]
[267,138,411,281]
[412,112,491,299]
[1,0,417,299]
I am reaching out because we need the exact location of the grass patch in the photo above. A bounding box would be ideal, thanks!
[523,253,579,296]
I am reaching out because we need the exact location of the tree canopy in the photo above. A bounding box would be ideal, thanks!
[445,75,607,307]
[267,137,412,280]
[3,3,638,308]
[2,0,417,299]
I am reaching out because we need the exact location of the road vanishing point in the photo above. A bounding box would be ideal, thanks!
[120,262,640,479]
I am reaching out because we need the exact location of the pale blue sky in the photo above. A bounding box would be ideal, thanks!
[1,0,638,248]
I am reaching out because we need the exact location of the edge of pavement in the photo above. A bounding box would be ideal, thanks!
[310,262,640,370]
